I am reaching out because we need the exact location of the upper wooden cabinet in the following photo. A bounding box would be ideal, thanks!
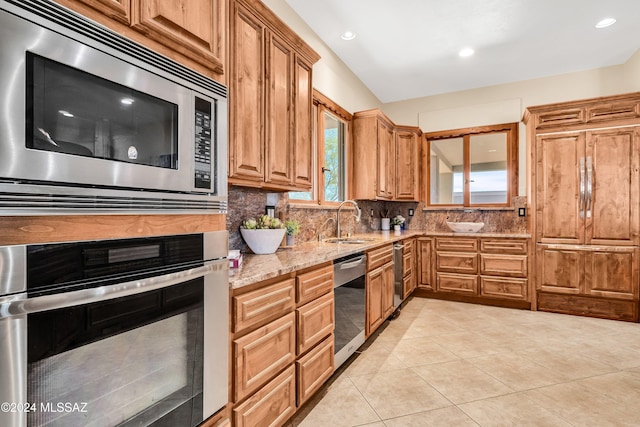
[55,0,225,80]
[228,0,319,191]
[352,109,421,201]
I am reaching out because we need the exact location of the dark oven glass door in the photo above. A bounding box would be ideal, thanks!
[28,279,205,427]
[26,53,179,169]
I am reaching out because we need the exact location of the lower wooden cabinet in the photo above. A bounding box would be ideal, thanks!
[296,335,334,406]
[233,312,296,401]
[233,365,296,427]
[366,259,394,337]
[231,262,336,427]
[419,236,531,308]
[536,244,639,320]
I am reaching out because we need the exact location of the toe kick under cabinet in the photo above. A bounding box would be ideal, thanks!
[230,263,335,427]
[426,236,531,308]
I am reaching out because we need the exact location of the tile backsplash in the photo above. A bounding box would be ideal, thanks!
[227,186,528,252]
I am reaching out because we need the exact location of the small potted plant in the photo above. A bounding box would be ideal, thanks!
[284,219,301,246]
[240,215,285,254]
[390,215,406,232]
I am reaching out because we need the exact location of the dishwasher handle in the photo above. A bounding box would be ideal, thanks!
[338,256,366,270]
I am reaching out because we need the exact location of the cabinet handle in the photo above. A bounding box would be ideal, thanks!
[586,156,593,219]
[579,157,586,219]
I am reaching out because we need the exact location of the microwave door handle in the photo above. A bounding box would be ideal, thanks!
[0,260,226,319]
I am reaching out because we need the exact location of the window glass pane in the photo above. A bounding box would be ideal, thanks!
[430,138,463,204]
[289,190,312,200]
[323,113,344,202]
[469,133,508,204]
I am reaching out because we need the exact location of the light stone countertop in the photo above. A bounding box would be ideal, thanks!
[229,230,531,289]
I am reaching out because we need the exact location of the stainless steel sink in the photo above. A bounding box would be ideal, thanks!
[324,237,377,244]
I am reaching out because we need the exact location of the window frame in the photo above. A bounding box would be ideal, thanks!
[424,122,518,208]
[289,90,352,206]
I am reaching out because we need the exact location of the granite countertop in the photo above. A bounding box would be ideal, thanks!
[229,230,531,289]
[424,231,531,238]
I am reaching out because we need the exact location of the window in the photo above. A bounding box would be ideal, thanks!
[290,91,351,204]
[426,123,518,207]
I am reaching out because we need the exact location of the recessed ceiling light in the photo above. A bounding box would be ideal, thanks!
[595,17,616,28]
[459,47,475,57]
[340,31,356,41]
[121,97,135,105]
[58,110,74,117]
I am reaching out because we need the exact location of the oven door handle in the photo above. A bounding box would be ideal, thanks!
[0,260,227,319]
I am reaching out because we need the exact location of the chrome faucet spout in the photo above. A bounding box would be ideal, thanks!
[336,200,361,238]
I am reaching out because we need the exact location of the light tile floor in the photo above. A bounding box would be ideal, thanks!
[289,297,640,427]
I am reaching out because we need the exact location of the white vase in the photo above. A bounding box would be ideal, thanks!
[381,218,390,230]
[393,225,401,231]
[240,228,285,254]
[286,234,295,246]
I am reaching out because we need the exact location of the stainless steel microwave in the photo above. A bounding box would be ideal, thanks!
[0,0,228,214]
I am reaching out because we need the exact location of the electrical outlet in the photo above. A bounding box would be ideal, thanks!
[518,207,526,217]
[370,209,374,217]
[408,208,414,217]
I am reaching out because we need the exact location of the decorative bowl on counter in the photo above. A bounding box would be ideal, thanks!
[240,227,286,254]
[446,221,485,233]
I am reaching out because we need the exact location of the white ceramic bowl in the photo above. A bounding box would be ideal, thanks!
[240,228,286,254]
[446,221,485,233]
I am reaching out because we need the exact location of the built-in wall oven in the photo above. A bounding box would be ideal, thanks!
[333,253,366,369]
[0,0,227,214]
[0,231,228,427]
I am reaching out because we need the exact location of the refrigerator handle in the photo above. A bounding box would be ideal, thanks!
[586,156,593,219]
[579,157,585,219]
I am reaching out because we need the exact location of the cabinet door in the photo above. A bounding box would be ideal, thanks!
[585,248,639,300]
[233,365,295,427]
[537,245,584,295]
[292,56,314,190]
[376,121,394,199]
[233,313,295,401]
[536,133,585,244]
[229,4,265,182]
[395,129,419,201]
[417,238,433,290]
[61,0,131,24]
[265,31,293,186]
[382,261,395,318]
[296,292,334,355]
[586,127,640,246]
[132,0,224,73]
[365,266,384,337]
[296,336,334,406]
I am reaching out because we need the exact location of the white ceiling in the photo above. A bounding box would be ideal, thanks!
[284,0,640,103]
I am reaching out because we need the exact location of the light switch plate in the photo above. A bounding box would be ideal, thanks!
[518,207,526,217]
[408,208,414,217]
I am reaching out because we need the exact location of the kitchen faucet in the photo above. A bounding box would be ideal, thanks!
[336,200,361,238]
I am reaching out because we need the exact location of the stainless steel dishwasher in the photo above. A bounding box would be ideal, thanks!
[393,242,405,310]
[333,252,367,368]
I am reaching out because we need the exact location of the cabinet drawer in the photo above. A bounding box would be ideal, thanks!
[536,107,584,129]
[437,273,478,294]
[402,239,414,254]
[480,254,528,278]
[367,244,393,270]
[296,335,334,406]
[402,273,414,299]
[480,277,528,300]
[296,292,334,355]
[402,252,412,277]
[436,252,478,274]
[296,264,334,306]
[436,238,478,252]
[233,278,295,333]
[233,313,296,401]
[480,239,528,254]
[233,365,295,427]
[587,101,640,123]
